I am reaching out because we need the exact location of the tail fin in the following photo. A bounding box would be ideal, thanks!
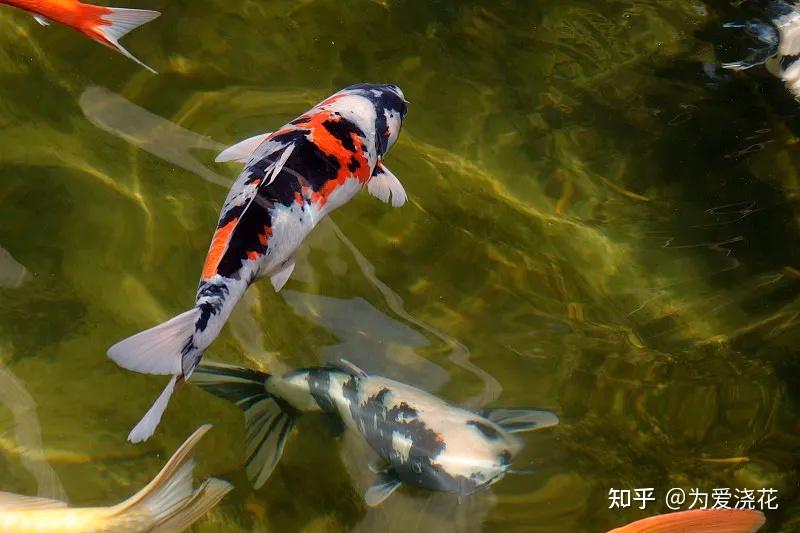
[82,6,160,73]
[108,307,201,376]
[192,362,298,489]
[113,425,233,531]
[608,509,766,533]
[128,375,178,443]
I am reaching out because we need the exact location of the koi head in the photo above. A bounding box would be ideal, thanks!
[340,83,408,158]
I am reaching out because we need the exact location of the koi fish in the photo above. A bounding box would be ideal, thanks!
[0,425,232,532]
[0,0,159,73]
[608,508,766,532]
[192,360,558,506]
[108,83,409,443]
[722,1,800,98]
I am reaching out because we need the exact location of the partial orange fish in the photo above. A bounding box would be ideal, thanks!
[609,509,766,533]
[0,0,159,72]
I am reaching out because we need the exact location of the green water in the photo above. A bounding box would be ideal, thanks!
[1,0,799,531]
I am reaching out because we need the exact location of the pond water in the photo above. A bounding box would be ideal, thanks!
[0,0,798,531]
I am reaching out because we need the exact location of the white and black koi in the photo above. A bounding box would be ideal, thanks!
[722,1,800,99]
[107,84,409,443]
[192,361,558,506]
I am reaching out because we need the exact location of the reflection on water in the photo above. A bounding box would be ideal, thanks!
[0,346,65,500]
[79,86,230,188]
[0,0,798,530]
[282,290,448,391]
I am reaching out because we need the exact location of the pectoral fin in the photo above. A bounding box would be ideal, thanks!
[478,409,559,433]
[330,358,368,378]
[33,15,50,26]
[215,133,272,163]
[269,257,295,292]
[367,161,407,207]
[364,469,402,507]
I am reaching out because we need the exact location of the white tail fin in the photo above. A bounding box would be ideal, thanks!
[108,307,200,375]
[88,7,161,73]
[113,425,233,530]
[128,375,178,443]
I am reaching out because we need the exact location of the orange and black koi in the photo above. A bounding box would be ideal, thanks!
[108,84,409,443]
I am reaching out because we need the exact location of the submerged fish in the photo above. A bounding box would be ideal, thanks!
[0,246,29,288]
[722,1,800,98]
[109,84,409,443]
[0,425,231,532]
[608,508,765,532]
[0,0,159,72]
[192,360,558,506]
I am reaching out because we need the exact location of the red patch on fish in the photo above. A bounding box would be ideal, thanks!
[266,110,370,208]
[201,217,238,280]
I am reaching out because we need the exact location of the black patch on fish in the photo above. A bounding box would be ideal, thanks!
[343,84,406,156]
[215,191,273,279]
[197,282,229,299]
[217,202,247,230]
[347,155,360,173]
[769,0,796,19]
[374,108,390,156]
[306,369,338,413]
[321,118,361,152]
[181,338,195,357]
[387,402,417,421]
[498,450,512,467]
[196,301,216,332]
[467,420,501,440]
[341,374,360,407]
[262,132,343,202]
[781,54,800,71]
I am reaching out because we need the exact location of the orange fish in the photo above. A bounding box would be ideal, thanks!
[608,509,766,533]
[0,0,159,72]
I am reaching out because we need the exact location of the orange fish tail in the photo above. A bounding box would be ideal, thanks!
[75,2,160,72]
[609,509,766,533]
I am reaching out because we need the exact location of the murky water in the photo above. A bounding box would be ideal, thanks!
[0,0,799,531]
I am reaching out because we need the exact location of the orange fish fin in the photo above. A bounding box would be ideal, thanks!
[84,6,160,73]
[609,509,766,533]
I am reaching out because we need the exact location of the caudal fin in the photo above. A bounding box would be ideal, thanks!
[608,509,766,533]
[112,425,232,531]
[83,6,161,73]
[128,375,178,443]
[192,362,298,489]
[108,308,201,376]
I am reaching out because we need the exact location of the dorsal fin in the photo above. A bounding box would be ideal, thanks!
[331,359,367,377]
[477,409,559,433]
[215,133,272,163]
[0,492,67,511]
